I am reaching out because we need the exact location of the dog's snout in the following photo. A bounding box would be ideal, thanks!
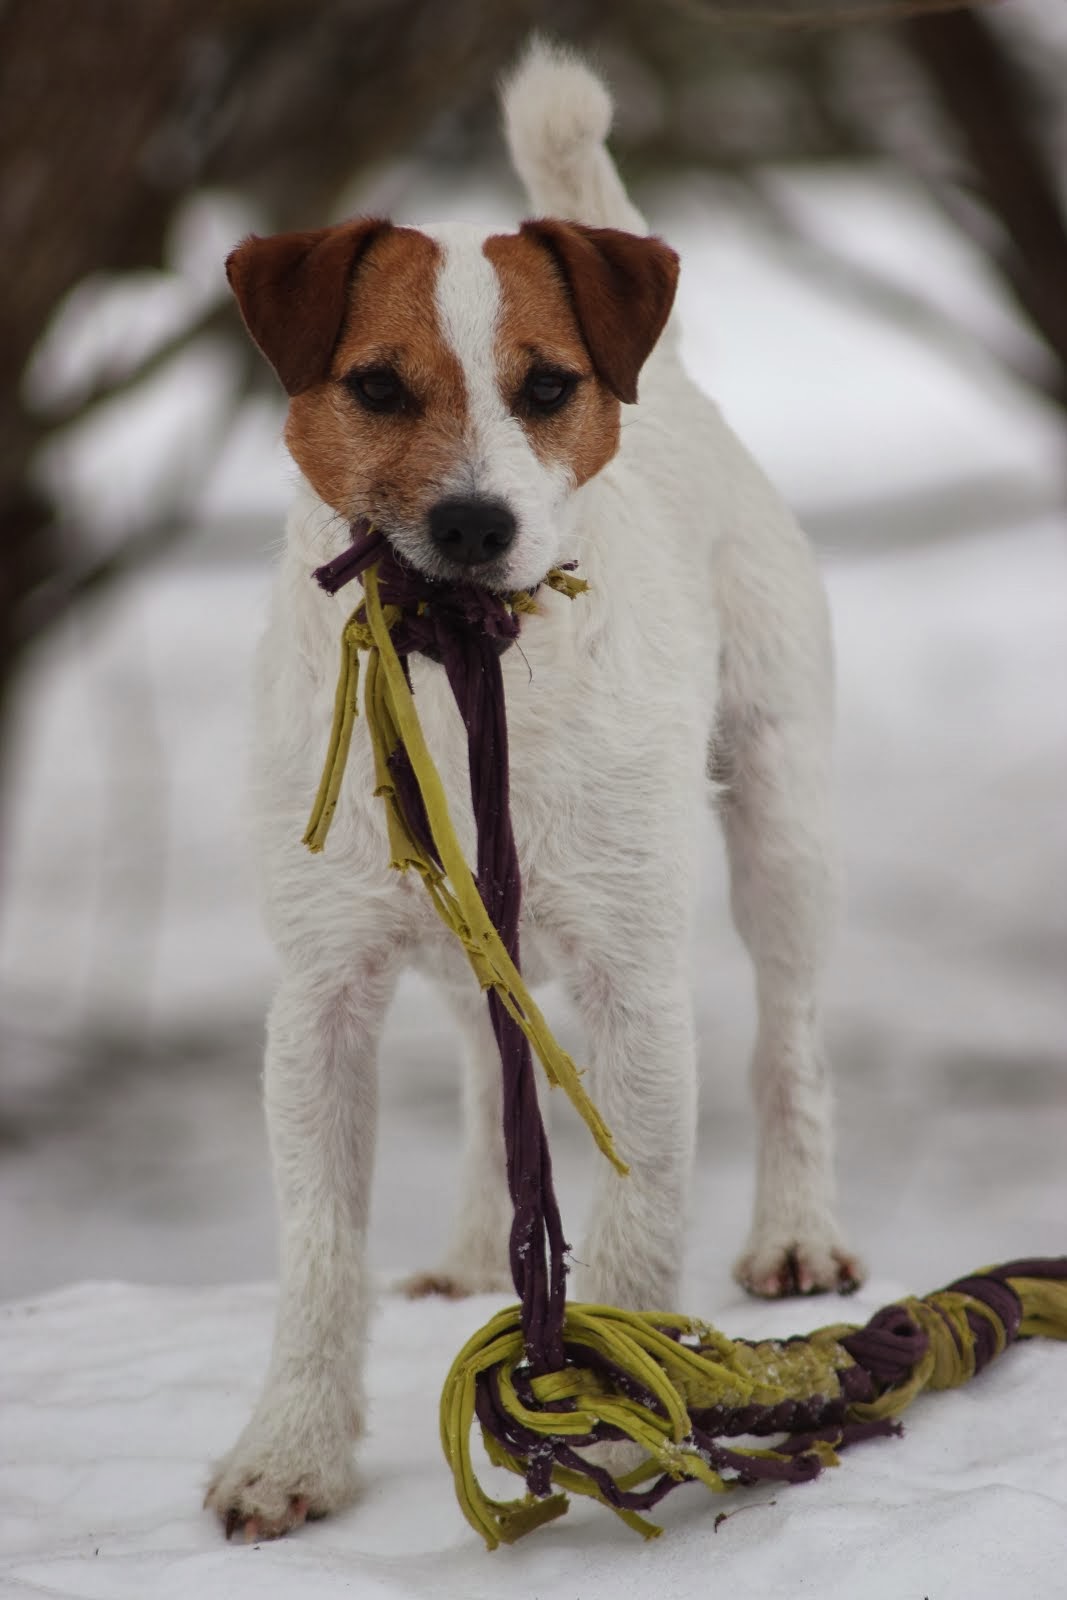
[428,499,516,567]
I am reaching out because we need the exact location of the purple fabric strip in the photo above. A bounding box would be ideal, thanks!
[437,623,568,1377]
[689,1393,845,1439]
[838,1304,929,1385]
[318,529,565,1379]
[962,1258,1067,1282]
[312,519,383,594]
[771,1416,902,1457]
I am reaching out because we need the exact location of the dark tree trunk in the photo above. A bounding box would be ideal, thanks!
[902,6,1067,415]
[0,0,576,740]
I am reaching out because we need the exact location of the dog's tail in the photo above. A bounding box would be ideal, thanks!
[501,39,648,235]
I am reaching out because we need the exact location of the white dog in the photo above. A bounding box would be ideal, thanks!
[206,41,863,1539]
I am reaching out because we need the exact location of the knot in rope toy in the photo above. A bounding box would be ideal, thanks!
[305,520,1067,1548]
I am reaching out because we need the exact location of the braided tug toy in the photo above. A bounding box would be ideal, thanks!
[306,520,1067,1549]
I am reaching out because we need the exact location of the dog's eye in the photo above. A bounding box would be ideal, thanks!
[522,369,578,415]
[344,367,407,414]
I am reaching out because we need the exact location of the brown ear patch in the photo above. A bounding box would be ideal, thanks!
[518,221,679,404]
[484,231,621,487]
[225,217,392,395]
[282,227,468,525]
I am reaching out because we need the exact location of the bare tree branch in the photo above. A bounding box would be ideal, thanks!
[732,168,1063,406]
[12,346,258,656]
[900,5,1067,413]
[659,0,996,32]
[37,302,239,431]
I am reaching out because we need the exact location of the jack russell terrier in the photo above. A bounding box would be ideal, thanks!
[207,39,863,1540]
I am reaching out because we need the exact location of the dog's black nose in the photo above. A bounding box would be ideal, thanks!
[428,499,516,567]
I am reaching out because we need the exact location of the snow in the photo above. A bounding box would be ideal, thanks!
[2,161,1065,1595]
[3,1278,1066,1597]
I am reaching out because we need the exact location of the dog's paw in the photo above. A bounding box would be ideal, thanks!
[397,1263,513,1300]
[204,1426,358,1542]
[734,1232,865,1300]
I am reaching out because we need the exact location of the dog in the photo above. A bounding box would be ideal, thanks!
[205,40,863,1540]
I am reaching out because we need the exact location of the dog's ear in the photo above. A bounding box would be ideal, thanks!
[520,220,679,404]
[225,218,392,396]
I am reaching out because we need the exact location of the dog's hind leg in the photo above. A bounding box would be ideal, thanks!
[568,946,698,1314]
[712,516,865,1299]
[399,986,513,1300]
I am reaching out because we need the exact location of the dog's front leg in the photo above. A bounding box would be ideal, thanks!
[205,959,395,1539]
[568,959,698,1311]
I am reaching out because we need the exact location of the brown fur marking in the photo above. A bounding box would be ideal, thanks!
[517,221,679,405]
[227,218,671,538]
[283,228,469,525]
[484,232,621,488]
[226,218,392,397]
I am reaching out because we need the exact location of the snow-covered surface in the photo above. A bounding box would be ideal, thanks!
[2,162,1065,1595]
[3,1276,1066,1598]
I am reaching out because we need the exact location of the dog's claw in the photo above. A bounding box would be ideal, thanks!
[205,1434,358,1543]
[218,1494,312,1544]
[735,1240,866,1300]
[835,1262,862,1296]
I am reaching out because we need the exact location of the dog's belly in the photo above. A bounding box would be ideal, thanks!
[408,911,563,994]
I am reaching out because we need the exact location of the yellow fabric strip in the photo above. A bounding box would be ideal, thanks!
[302,626,362,853]
[1012,1276,1067,1341]
[305,562,627,1176]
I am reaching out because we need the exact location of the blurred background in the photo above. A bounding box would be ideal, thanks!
[1,0,1064,1304]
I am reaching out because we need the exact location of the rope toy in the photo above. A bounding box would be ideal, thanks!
[305,520,1067,1548]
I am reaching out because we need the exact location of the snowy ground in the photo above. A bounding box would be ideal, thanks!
[4,1276,1066,1600]
[1,167,1065,1594]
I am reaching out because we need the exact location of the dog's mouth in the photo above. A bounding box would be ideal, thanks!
[366,520,523,596]
[406,542,515,594]
[312,518,540,671]
[363,496,532,595]
[317,517,528,602]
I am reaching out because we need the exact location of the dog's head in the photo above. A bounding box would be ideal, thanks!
[226,217,678,589]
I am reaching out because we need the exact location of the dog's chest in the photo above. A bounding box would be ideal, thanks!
[255,540,717,975]
[410,592,712,904]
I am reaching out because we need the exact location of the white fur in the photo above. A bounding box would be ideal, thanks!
[206,38,863,1537]
[427,222,575,590]
[502,38,648,234]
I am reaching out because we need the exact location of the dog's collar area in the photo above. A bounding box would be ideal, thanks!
[301,519,591,860]
[311,519,586,664]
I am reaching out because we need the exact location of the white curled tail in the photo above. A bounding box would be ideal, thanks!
[501,38,648,234]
